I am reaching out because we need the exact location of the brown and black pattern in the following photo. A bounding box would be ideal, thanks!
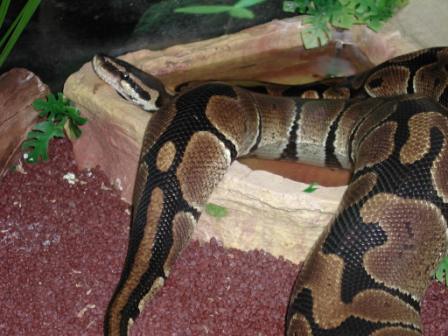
[92,47,448,336]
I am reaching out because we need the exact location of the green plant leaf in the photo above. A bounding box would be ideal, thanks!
[303,182,318,193]
[63,105,88,126]
[285,0,408,49]
[35,94,64,121]
[229,7,254,19]
[0,4,19,50]
[21,121,65,163]
[287,0,314,13]
[330,3,356,29]
[34,94,62,120]
[365,17,383,31]
[282,1,298,13]
[331,13,355,29]
[135,1,180,34]
[205,203,228,218]
[301,26,330,49]
[434,256,448,287]
[174,5,233,14]
[174,0,263,20]
[23,93,87,163]
[0,0,11,30]
[235,0,266,8]
[32,93,87,126]
[0,0,41,66]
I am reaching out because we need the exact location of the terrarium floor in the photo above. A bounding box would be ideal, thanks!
[0,139,446,335]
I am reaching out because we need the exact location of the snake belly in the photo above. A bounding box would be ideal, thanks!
[92,47,448,336]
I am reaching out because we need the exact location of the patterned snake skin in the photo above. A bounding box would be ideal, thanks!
[91,47,448,336]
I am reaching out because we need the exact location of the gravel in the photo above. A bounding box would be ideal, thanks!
[0,138,446,335]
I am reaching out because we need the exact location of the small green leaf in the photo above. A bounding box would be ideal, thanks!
[174,6,233,14]
[331,9,356,29]
[284,0,408,47]
[33,93,65,121]
[235,0,266,8]
[288,0,313,13]
[135,1,179,34]
[31,97,48,110]
[283,1,298,13]
[32,93,86,127]
[365,18,383,32]
[64,106,88,126]
[301,26,330,49]
[229,7,254,19]
[174,0,263,20]
[21,121,65,163]
[434,256,448,286]
[205,203,228,218]
[23,93,87,163]
[303,182,318,193]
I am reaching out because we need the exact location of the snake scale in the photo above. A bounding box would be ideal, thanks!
[92,47,448,336]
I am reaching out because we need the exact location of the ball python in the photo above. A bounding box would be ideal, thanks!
[92,47,448,336]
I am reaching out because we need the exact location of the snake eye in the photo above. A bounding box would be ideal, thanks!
[122,73,129,79]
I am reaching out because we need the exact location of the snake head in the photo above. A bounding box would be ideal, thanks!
[92,53,171,112]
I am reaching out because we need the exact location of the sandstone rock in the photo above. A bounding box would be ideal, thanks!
[63,16,422,262]
[196,162,347,263]
[0,69,49,178]
[64,17,411,200]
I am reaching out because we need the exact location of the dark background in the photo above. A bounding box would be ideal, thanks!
[1,0,293,90]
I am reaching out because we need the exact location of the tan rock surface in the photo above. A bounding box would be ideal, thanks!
[196,162,346,263]
[0,69,49,178]
[63,15,426,262]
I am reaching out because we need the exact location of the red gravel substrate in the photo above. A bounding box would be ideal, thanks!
[0,138,446,335]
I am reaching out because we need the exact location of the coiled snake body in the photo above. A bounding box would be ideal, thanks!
[92,47,448,336]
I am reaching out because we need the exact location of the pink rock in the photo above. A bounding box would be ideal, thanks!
[0,68,49,178]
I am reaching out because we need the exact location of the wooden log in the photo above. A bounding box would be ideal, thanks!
[63,17,420,263]
[0,69,49,178]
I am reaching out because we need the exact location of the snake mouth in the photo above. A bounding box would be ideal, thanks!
[92,53,160,112]
[92,53,123,88]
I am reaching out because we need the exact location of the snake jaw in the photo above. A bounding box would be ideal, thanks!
[92,53,161,112]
